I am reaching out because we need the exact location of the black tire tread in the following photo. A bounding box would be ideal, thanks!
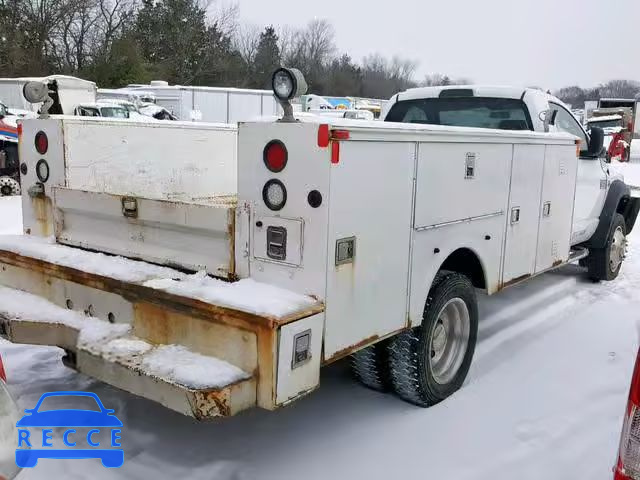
[586,213,626,281]
[350,340,391,392]
[388,271,478,407]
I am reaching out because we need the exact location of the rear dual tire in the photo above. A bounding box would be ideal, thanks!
[351,272,478,407]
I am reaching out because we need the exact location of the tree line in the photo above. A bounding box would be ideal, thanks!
[553,81,640,108]
[0,0,470,98]
[1,0,638,102]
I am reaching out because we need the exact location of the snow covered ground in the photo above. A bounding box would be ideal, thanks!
[1,196,639,480]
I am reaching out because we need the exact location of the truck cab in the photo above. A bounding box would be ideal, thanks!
[382,85,637,253]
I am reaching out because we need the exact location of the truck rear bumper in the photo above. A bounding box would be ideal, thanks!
[0,304,256,419]
[0,236,324,419]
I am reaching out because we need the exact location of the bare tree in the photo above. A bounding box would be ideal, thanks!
[422,73,470,87]
[233,23,260,65]
[599,80,640,99]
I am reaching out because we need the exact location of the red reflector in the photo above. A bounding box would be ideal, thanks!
[331,129,350,140]
[331,141,340,164]
[317,124,330,148]
[17,124,22,137]
[263,140,287,173]
[35,131,48,155]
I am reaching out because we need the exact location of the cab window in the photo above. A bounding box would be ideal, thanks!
[385,97,533,131]
[550,103,588,149]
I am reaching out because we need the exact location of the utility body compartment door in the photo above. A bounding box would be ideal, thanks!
[323,141,415,360]
[502,145,545,284]
[535,145,578,272]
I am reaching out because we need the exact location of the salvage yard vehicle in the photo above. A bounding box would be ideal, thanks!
[0,69,638,420]
[0,76,96,115]
[124,81,280,123]
[0,102,20,196]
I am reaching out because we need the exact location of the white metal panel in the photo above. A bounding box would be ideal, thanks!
[535,145,578,273]
[414,143,511,229]
[502,145,544,284]
[571,156,608,245]
[261,94,279,117]
[193,90,228,123]
[409,215,506,324]
[62,119,237,201]
[228,92,264,123]
[237,122,331,300]
[276,313,323,405]
[323,141,414,358]
[53,188,235,277]
[19,118,67,237]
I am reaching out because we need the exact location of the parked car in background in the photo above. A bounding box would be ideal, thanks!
[0,101,35,196]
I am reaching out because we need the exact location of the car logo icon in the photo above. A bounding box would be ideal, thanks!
[15,391,123,468]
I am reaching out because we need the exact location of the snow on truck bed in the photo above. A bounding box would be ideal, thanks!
[0,286,249,390]
[0,235,317,319]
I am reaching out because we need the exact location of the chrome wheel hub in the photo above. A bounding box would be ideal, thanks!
[429,298,470,385]
[609,226,627,273]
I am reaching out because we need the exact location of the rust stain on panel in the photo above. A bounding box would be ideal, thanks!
[191,389,231,418]
[498,273,531,291]
[324,334,380,364]
[133,302,258,374]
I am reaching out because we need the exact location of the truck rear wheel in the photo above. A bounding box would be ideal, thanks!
[586,213,627,281]
[351,340,391,392]
[388,272,478,407]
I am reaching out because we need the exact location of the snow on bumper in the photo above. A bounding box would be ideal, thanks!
[0,237,325,418]
[0,286,255,419]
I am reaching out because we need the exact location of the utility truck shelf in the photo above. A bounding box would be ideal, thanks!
[2,71,638,418]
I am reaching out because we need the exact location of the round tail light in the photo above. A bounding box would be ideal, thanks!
[35,131,48,155]
[263,179,287,211]
[264,140,287,172]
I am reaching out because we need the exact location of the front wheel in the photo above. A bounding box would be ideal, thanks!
[388,272,478,407]
[586,213,627,281]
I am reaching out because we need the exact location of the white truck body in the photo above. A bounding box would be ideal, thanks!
[2,84,637,420]
[124,83,281,123]
[0,75,96,114]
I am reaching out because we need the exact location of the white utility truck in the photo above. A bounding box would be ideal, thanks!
[0,70,637,419]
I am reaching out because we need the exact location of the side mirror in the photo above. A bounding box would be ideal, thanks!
[541,109,558,132]
[585,126,605,158]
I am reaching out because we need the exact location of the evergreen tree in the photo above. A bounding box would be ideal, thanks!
[251,26,280,89]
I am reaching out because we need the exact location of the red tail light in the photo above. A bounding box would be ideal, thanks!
[35,130,48,155]
[615,349,640,479]
[264,140,287,173]
[0,353,6,382]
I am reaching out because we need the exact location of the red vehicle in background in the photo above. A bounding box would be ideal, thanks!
[615,349,640,479]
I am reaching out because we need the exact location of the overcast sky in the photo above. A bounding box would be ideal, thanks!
[235,0,639,90]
